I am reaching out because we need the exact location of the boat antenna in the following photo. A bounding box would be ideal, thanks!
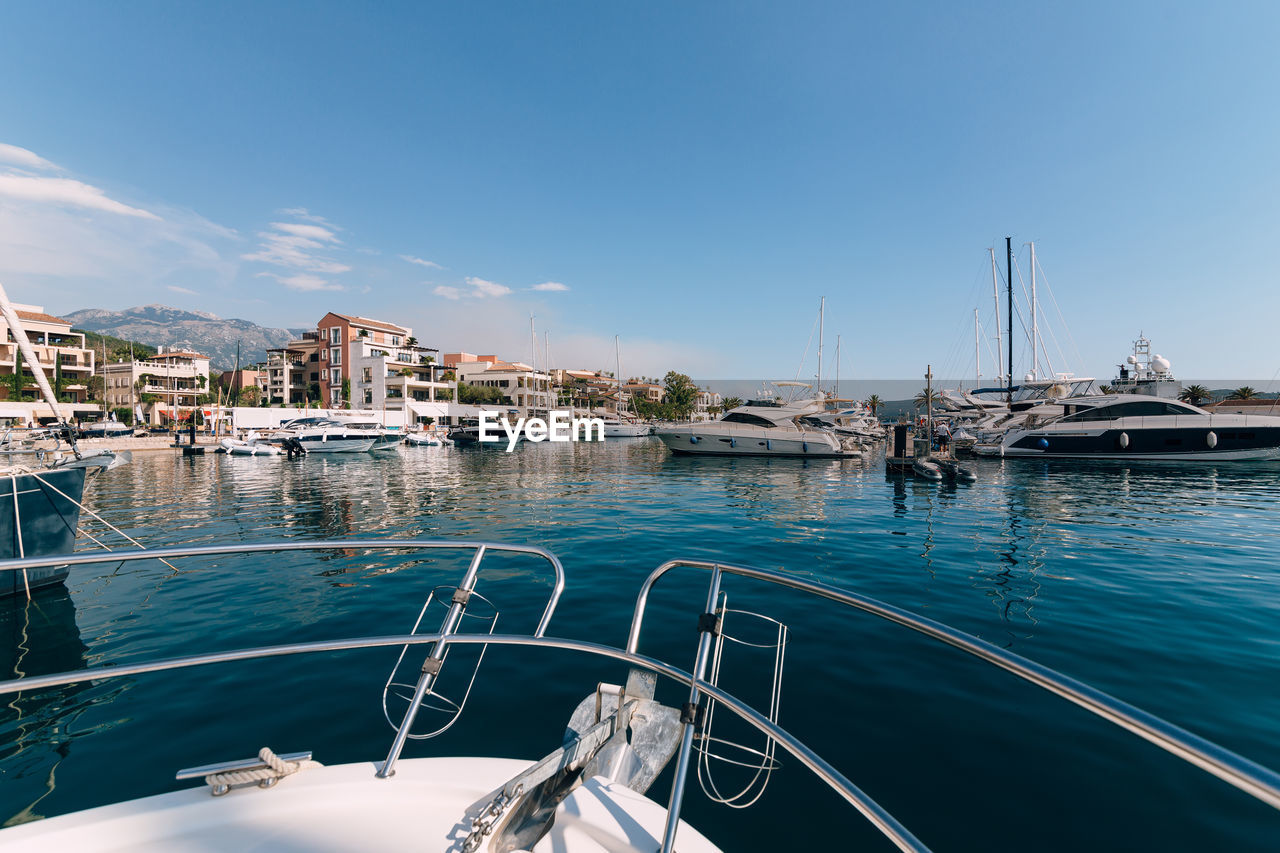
[1006,236,1013,406]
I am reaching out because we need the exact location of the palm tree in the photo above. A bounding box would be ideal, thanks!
[1230,386,1258,400]
[1178,384,1211,406]
[867,394,883,416]
[722,396,743,411]
[1098,384,1116,395]
[914,388,939,411]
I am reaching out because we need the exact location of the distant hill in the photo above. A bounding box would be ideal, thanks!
[64,305,309,370]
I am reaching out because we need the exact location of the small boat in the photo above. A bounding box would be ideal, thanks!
[221,433,282,456]
[403,431,445,447]
[656,386,860,459]
[77,420,134,439]
[932,457,977,483]
[601,418,651,438]
[911,457,943,481]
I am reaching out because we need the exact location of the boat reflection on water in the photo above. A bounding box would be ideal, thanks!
[0,588,91,826]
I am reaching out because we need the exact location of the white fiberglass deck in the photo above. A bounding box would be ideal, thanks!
[0,756,719,852]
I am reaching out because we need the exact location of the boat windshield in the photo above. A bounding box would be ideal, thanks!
[1057,399,1202,423]
[720,411,779,428]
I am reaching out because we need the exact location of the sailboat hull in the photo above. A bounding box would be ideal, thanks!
[0,467,86,597]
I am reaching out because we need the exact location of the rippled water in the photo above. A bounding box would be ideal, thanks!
[3,439,1280,850]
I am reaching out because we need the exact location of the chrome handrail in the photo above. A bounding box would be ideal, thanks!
[0,632,928,853]
[626,559,1280,812]
[0,538,566,638]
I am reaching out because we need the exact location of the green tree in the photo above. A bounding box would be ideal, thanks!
[663,371,698,419]
[1098,384,1116,395]
[457,382,509,405]
[112,407,134,425]
[913,388,939,411]
[1178,384,1211,406]
[240,385,260,407]
[1230,386,1258,400]
[867,394,883,416]
[86,373,104,404]
[340,377,351,408]
[721,396,744,411]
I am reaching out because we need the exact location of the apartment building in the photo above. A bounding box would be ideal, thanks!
[351,338,452,415]
[0,304,95,406]
[449,353,553,415]
[316,313,411,407]
[100,347,211,424]
[264,332,321,406]
[694,389,724,421]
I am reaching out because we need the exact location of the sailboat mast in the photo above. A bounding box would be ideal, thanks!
[0,280,65,423]
[817,296,824,397]
[989,247,1002,387]
[1006,236,1013,406]
[1030,241,1038,381]
[529,315,536,413]
[615,335,623,417]
[835,334,840,402]
[974,309,980,387]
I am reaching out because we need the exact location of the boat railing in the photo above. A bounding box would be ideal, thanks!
[625,558,1280,843]
[0,544,1278,853]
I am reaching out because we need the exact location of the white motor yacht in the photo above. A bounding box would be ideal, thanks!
[602,418,651,438]
[656,391,858,458]
[290,420,378,454]
[328,414,402,450]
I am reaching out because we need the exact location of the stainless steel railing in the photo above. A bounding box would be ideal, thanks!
[626,559,1280,813]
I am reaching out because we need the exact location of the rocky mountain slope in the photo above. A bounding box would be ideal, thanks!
[63,305,308,370]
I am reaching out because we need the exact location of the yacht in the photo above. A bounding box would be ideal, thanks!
[977,394,1280,460]
[655,389,859,458]
[0,538,1276,850]
[1110,334,1182,399]
[290,420,379,454]
[328,414,402,450]
[601,418,651,438]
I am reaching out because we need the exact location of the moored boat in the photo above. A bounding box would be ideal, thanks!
[656,390,860,458]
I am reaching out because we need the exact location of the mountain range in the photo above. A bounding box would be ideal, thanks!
[63,305,308,371]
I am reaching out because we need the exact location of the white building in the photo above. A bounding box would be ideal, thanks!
[100,347,211,426]
[1,303,97,417]
[351,339,454,424]
[694,389,724,421]
[449,355,553,416]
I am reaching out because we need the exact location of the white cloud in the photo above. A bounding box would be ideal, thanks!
[0,143,59,172]
[400,254,442,269]
[466,276,512,298]
[0,174,160,220]
[0,143,236,302]
[531,281,569,292]
[242,218,350,276]
[433,285,462,299]
[257,271,343,292]
[167,285,197,295]
[272,222,338,242]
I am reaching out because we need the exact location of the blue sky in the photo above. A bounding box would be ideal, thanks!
[2,2,1278,382]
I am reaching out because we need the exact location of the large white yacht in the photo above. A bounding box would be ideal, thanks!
[655,389,858,458]
[976,394,1280,460]
[290,420,379,453]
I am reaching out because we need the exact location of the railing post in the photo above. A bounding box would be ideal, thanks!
[660,564,723,852]
[376,545,486,778]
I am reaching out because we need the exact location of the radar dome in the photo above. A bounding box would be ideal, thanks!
[1152,355,1171,372]
[1126,354,1138,364]
[1024,373,1035,382]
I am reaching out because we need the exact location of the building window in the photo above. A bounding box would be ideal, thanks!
[363,389,372,405]
[330,368,341,385]
[329,327,341,344]
[391,336,401,346]
[362,367,372,382]
[330,347,342,365]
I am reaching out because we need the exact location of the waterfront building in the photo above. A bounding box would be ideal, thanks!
[694,389,723,421]
[264,332,321,406]
[0,304,96,410]
[622,381,665,405]
[351,338,453,420]
[316,313,414,407]
[100,347,211,425]
[449,353,553,416]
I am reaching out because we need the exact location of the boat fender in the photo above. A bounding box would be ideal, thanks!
[1037,438,1049,449]
[766,439,772,451]
[690,436,700,444]
[1119,432,1129,449]
[802,441,808,453]
[1207,431,1217,448]
[730,438,736,448]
